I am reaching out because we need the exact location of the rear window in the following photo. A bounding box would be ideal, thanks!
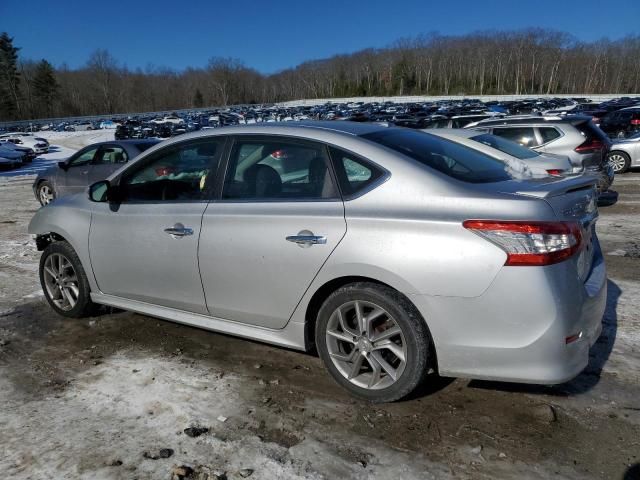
[470,133,539,159]
[362,129,513,184]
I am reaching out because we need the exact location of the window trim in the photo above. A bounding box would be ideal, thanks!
[113,136,229,205]
[217,134,343,204]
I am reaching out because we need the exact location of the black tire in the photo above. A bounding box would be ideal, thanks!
[608,151,631,174]
[39,240,98,318]
[315,282,434,403]
[37,180,56,206]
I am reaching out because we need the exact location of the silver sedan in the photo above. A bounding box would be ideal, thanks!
[29,122,607,402]
[608,131,640,173]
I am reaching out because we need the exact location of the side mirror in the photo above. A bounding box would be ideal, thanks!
[58,161,68,171]
[89,180,114,203]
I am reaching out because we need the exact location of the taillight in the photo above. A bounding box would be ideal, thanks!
[463,220,582,266]
[546,169,564,176]
[630,119,640,126]
[575,139,605,153]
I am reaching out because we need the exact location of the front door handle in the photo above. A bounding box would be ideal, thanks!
[164,223,194,238]
[286,234,327,246]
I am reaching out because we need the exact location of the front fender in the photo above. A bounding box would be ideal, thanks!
[28,195,97,292]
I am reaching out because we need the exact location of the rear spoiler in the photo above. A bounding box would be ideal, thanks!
[498,174,599,199]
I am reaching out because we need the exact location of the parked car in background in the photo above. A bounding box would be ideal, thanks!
[0,132,49,154]
[1,141,37,162]
[29,122,605,402]
[426,129,574,177]
[33,139,160,205]
[0,154,23,169]
[607,131,640,173]
[465,115,613,192]
[598,107,640,139]
[0,143,30,165]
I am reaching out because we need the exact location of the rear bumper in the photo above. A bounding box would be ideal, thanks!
[411,243,607,384]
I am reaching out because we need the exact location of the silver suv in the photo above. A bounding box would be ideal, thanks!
[465,115,613,191]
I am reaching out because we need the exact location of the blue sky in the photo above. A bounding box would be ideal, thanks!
[2,0,639,73]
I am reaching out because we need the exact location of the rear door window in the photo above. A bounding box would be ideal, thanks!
[94,146,129,164]
[492,127,540,147]
[222,137,339,200]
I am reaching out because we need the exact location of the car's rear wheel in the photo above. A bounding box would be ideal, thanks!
[316,282,433,402]
[608,151,631,174]
[40,241,97,318]
[37,181,56,206]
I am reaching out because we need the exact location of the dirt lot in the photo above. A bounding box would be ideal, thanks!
[0,140,639,479]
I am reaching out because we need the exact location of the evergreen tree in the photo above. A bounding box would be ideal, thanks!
[0,32,21,120]
[193,88,204,108]
[32,59,59,118]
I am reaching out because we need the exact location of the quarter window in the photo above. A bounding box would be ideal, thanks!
[120,138,223,202]
[329,147,384,196]
[538,127,561,144]
[222,138,338,200]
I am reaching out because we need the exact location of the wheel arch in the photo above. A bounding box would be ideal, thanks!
[303,275,438,373]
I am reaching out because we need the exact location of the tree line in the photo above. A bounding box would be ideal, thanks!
[1,29,640,121]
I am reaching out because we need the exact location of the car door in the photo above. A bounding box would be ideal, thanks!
[88,137,226,314]
[88,144,130,185]
[198,135,347,329]
[61,146,99,195]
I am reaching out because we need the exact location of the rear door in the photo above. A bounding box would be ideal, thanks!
[198,135,347,329]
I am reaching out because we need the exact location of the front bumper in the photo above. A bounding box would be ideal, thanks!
[410,242,607,384]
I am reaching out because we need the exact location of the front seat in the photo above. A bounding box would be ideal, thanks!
[243,164,282,198]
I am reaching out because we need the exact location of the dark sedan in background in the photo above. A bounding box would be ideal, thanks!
[33,139,160,205]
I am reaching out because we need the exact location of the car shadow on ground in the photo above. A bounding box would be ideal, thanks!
[466,279,621,397]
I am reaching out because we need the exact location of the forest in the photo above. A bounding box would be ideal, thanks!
[1,29,640,121]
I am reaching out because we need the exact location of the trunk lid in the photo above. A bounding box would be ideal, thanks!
[495,175,599,281]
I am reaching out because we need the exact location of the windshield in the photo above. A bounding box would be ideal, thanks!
[470,133,539,159]
[362,129,514,183]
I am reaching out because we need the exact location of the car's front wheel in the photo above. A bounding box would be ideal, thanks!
[37,181,56,206]
[608,151,631,174]
[40,241,97,318]
[316,282,433,402]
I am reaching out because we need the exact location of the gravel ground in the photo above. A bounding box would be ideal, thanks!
[0,135,639,480]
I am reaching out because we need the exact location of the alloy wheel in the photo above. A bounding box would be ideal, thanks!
[42,253,79,311]
[39,185,54,205]
[325,300,407,390]
[608,153,627,173]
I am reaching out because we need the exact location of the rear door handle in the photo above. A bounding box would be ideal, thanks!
[286,235,327,245]
[164,223,194,238]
